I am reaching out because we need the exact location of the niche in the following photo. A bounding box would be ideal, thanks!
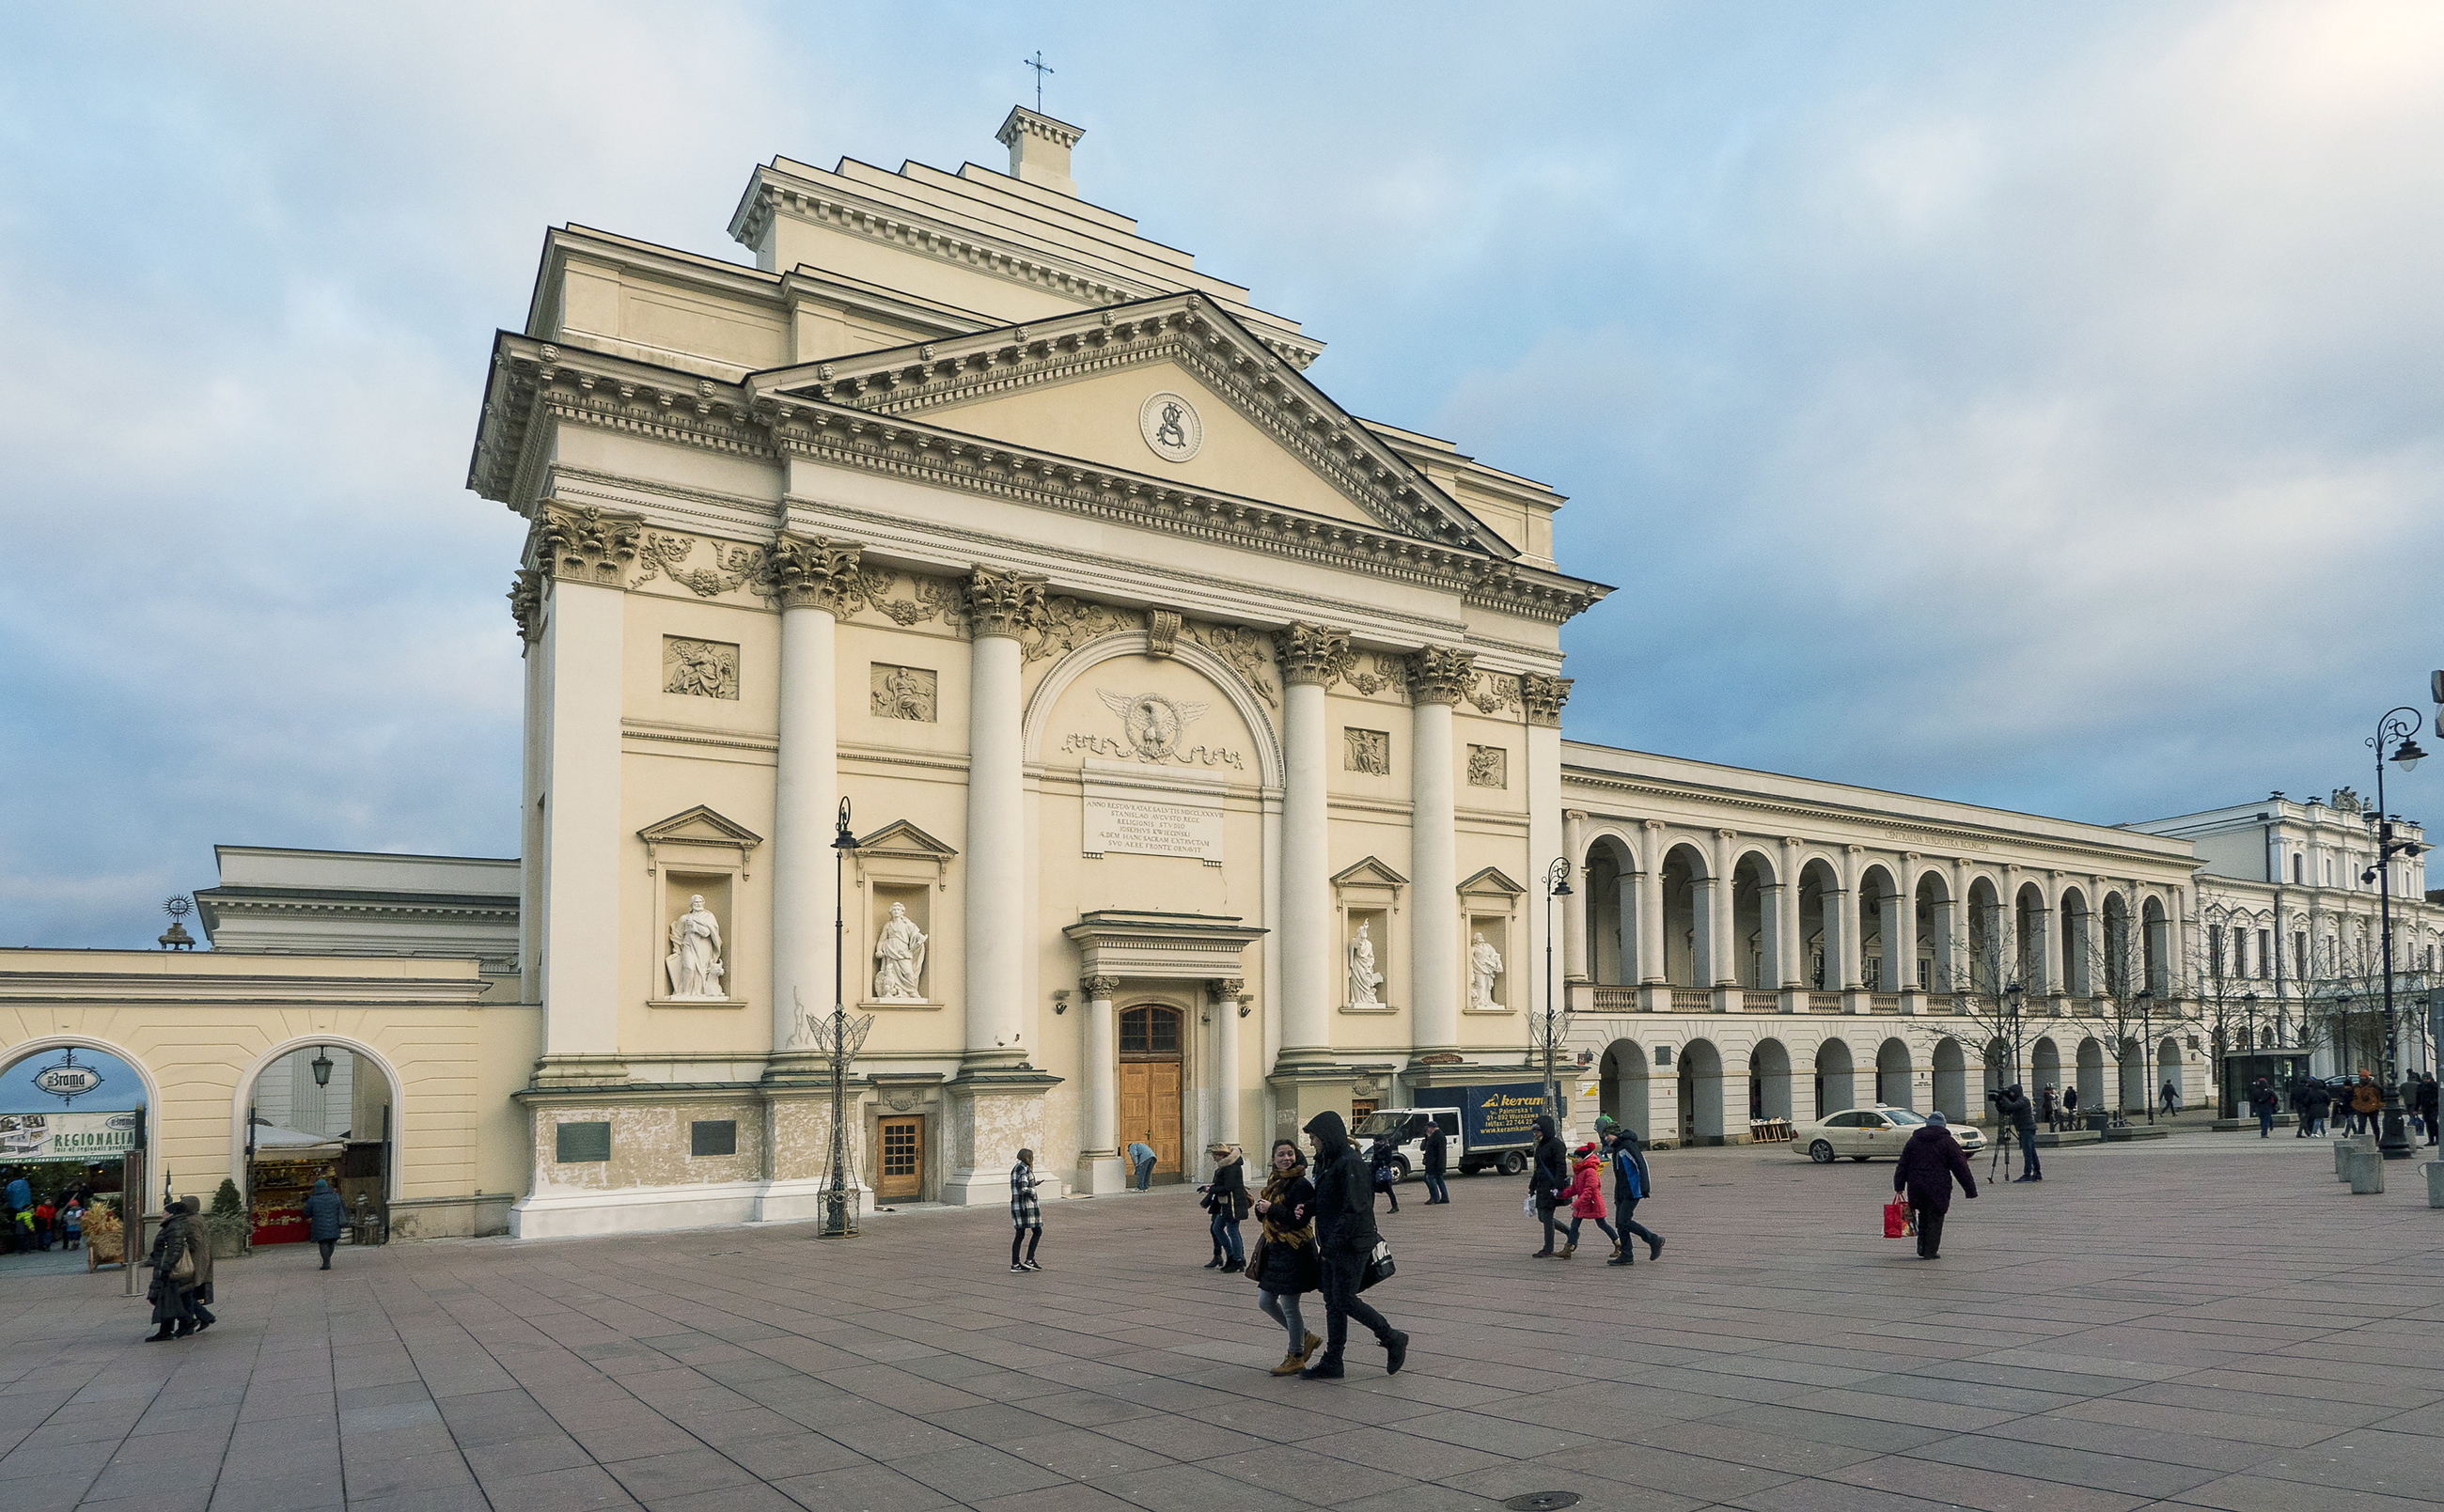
[867,884,932,1005]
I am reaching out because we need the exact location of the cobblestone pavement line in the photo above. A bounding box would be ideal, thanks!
[4,1130,2439,1512]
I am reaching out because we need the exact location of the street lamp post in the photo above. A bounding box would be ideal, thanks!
[2137,990,2155,1123]
[1540,857,1574,1128]
[818,799,875,1236]
[2361,707,2427,1160]
[2004,980,2025,1096]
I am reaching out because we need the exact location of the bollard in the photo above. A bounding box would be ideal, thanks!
[2425,1162,2444,1209]
[2336,1135,2376,1181]
[2345,1148,2386,1195]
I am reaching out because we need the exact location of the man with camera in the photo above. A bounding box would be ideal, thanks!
[1990,1083,2040,1181]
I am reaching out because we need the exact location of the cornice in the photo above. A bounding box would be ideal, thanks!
[726,166,1323,370]
[1561,769,2195,874]
[752,295,1489,552]
[474,335,1607,626]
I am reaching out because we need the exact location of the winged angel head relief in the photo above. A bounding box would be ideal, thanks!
[1097,690,1208,761]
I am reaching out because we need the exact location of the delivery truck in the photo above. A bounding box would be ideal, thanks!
[1350,1081,1555,1177]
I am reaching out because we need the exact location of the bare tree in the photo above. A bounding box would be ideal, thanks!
[1907,906,2030,1123]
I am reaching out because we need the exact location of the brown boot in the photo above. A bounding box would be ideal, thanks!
[1271,1351,1305,1376]
[1560,1241,1575,1258]
[1300,1331,1323,1360]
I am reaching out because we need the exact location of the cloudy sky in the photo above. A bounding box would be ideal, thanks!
[4,2,2439,948]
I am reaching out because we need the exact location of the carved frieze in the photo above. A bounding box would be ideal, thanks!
[1467,744,1508,788]
[664,637,740,699]
[1466,671,1523,717]
[1342,654,1409,701]
[870,663,937,722]
[1343,727,1390,775]
[636,533,765,599]
[534,504,642,585]
[964,567,1048,642]
[1187,621,1278,707]
[1024,596,1142,663]
[1407,646,1476,706]
[1274,622,1352,688]
[1522,673,1573,727]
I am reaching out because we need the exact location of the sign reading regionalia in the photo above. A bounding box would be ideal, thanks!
[0,1111,140,1161]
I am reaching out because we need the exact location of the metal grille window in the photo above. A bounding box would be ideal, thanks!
[881,1120,918,1180]
[556,1121,610,1163]
[690,1120,737,1158]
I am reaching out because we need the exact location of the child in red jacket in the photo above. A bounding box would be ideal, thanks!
[1560,1144,1619,1259]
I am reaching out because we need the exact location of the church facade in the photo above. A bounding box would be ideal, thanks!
[7,109,2438,1241]
[470,109,1603,1234]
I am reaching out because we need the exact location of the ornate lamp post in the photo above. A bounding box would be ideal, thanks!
[1540,857,1574,1126]
[2136,990,2155,1123]
[2360,707,2427,1160]
[815,798,876,1235]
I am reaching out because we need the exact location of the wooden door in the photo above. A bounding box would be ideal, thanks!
[876,1116,923,1200]
[1119,1061,1183,1177]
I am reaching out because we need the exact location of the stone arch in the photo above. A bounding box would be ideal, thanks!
[1019,629,1285,788]
[1678,1037,1725,1145]
[2059,886,2092,997]
[2118,1036,2146,1111]
[2140,896,2170,995]
[1874,1037,1914,1109]
[2076,1037,2107,1109]
[1811,1037,1856,1118]
[1931,1037,1968,1119]
[1856,864,1898,991]
[0,1033,164,1115]
[1598,1037,1652,1137]
[2157,1036,2184,1107]
[1964,874,2004,995]
[1749,1037,1793,1122]
[1659,842,1712,987]
[227,1034,410,1208]
[2031,1035,2063,1099]
[2014,881,2049,991]
[1914,868,1954,993]
[1797,857,1843,990]
[1582,833,1637,984]
[2101,891,2133,997]
[1982,1035,2010,1099]
[1731,850,1778,988]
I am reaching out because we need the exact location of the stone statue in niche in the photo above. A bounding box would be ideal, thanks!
[665,896,727,998]
[1469,931,1504,1011]
[872,901,929,1000]
[1347,921,1383,1008]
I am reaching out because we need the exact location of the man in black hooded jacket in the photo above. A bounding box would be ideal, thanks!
[1528,1114,1570,1256]
[1299,1110,1407,1380]
[1992,1083,2040,1182]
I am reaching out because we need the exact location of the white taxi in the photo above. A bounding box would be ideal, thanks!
[1794,1106,1984,1163]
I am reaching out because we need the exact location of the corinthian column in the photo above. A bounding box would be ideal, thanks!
[1077,974,1121,1192]
[1275,622,1348,1069]
[1408,646,1473,1058]
[530,505,640,1086]
[766,533,860,1060]
[963,567,1045,1070]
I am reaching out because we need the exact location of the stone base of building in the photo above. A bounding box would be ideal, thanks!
[389,1193,515,1240]
[1073,1152,1127,1195]
[938,1065,1062,1207]
[508,1177,876,1239]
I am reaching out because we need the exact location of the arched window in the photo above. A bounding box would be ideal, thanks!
[1120,1005,1181,1056]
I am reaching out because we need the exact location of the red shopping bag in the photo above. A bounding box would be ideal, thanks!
[1883,1199,1910,1239]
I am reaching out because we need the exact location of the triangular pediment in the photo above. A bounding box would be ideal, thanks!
[638,805,763,850]
[747,294,1512,553]
[1458,866,1526,899]
[853,819,957,859]
[1331,856,1410,890]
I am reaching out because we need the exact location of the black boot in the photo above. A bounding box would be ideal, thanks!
[145,1327,177,1342]
[1202,1255,1223,1269]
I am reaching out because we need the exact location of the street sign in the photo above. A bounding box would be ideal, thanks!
[33,1063,102,1100]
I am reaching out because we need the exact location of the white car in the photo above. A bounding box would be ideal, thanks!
[1794,1106,1984,1163]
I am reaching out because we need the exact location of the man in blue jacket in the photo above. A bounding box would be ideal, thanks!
[1604,1129,1665,1266]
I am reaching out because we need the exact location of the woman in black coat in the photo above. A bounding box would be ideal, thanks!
[305,1177,348,1270]
[1892,1112,1978,1260]
[1528,1114,1570,1257]
[1248,1140,1321,1375]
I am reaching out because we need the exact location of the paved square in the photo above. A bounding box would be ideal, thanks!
[6,1129,2442,1512]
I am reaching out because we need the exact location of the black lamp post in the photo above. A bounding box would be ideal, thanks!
[2136,990,2155,1123]
[1540,857,1574,1126]
[2003,980,2025,1096]
[819,798,874,1236]
[2361,707,2427,1160]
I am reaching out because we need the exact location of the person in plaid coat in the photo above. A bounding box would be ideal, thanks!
[1010,1148,1044,1272]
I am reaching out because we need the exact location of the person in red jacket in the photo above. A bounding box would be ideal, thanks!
[1559,1144,1620,1260]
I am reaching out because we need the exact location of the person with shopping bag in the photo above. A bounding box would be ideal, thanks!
[1892,1110,1978,1260]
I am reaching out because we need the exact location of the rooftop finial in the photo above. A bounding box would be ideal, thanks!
[996,104,1084,197]
[1023,50,1053,113]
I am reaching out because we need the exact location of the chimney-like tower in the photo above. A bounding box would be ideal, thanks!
[995,106,1084,197]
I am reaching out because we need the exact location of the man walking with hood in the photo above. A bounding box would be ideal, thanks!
[1298,1110,1407,1380]
[1994,1083,2040,1181]
[1894,1111,1978,1259]
[1605,1127,1664,1265]
[1528,1113,1570,1257]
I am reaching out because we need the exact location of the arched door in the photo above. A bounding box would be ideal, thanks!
[1118,1005,1184,1182]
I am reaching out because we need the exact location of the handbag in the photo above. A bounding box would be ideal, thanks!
[1244,1235,1268,1281]
[1882,1198,1910,1239]
[166,1239,196,1285]
[1358,1239,1395,1292]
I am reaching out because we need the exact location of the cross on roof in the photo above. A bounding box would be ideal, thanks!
[1023,50,1053,112]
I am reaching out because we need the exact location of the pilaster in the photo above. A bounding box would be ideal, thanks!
[767,532,860,1060]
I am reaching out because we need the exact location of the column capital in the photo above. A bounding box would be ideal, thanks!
[508,567,544,644]
[1207,977,1245,1004]
[769,532,865,611]
[1406,645,1477,704]
[1275,622,1352,686]
[1522,672,1573,726]
[533,503,642,585]
[1081,974,1121,998]
[965,566,1048,641]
